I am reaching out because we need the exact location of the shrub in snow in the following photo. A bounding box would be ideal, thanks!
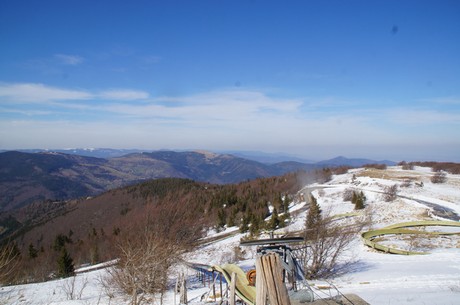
[383,184,398,202]
[401,179,412,188]
[399,161,414,170]
[431,171,447,184]
[342,188,355,202]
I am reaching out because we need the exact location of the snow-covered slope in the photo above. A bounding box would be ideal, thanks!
[2,166,459,305]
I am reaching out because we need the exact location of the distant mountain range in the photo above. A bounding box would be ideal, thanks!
[0,148,145,158]
[0,149,395,211]
[317,156,396,167]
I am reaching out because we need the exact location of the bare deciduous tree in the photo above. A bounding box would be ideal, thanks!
[342,188,355,202]
[298,206,365,279]
[383,184,398,202]
[0,243,19,285]
[60,275,89,300]
[431,171,447,184]
[109,226,182,305]
[108,194,205,305]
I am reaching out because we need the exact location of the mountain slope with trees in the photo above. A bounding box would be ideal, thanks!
[0,151,295,211]
[1,168,335,284]
[1,150,396,212]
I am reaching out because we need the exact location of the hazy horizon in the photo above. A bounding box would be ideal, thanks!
[1,147,456,163]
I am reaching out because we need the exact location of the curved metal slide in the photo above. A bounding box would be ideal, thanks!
[361,220,460,255]
[211,264,256,305]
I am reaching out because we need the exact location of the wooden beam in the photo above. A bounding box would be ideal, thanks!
[229,272,236,305]
[258,253,291,305]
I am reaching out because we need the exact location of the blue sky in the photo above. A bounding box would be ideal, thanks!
[0,0,459,161]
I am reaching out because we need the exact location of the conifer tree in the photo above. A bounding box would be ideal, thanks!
[57,247,74,278]
[351,191,358,205]
[239,212,250,233]
[305,195,322,240]
[354,191,366,210]
[226,208,236,227]
[274,193,283,213]
[267,208,280,231]
[249,215,262,236]
[90,244,100,265]
[217,208,227,228]
[283,194,290,214]
[28,243,38,259]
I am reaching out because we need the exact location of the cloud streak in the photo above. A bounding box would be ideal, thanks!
[98,90,150,100]
[54,54,84,65]
[0,83,92,102]
[0,83,150,103]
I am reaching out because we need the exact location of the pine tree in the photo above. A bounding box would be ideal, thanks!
[351,191,358,204]
[90,244,100,265]
[226,208,236,227]
[267,208,280,231]
[274,193,283,213]
[283,194,290,214]
[239,212,250,233]
[217,208,227,228]
[249,215,262,236]
[305,195,322,240]
[28,243,38,259]
[53,234,71,252]
[57,247,74,278]
[279,210,290,228]
[354,191,366,210]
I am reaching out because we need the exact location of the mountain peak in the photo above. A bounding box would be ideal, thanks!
[193,150,220,159]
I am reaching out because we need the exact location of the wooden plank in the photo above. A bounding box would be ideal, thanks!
[179,275,187,304]
[260,253,291,305]
[255,257,267,305]
[229,272,236,305]
[273,255,291,305]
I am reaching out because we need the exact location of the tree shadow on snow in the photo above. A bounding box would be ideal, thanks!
[330,260,374,278]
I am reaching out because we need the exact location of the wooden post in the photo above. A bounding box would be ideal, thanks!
[219,273,223,303]
[212,270,216,301]
[174,277,179,305]
[225,273,230,305]
[229,272,236,305]
[179,275,187,305]
[257,253,291,305]
[256,256,267,305]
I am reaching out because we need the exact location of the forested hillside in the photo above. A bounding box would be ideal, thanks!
[2,168,334,284]
[0,150,318,211]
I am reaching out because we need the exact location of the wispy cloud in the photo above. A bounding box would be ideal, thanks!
[99,90,149,100]
[0,83,92,102]
[420,96,460,105]
[54,54,84,65]
[104,89,303,124]
[152,89,302,111]
[386,108,460,125]
[0,83,150,103]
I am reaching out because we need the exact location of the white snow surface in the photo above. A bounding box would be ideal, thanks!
[1,166,460,304]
